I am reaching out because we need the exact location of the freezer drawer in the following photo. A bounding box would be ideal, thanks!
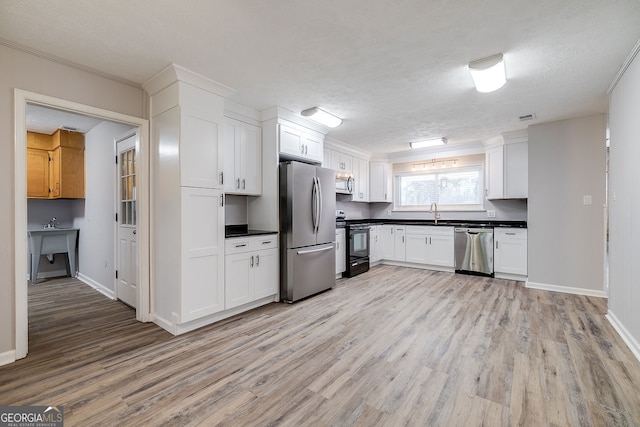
[281,243,335,303]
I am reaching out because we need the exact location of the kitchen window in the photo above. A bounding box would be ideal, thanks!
[395,164,484,211]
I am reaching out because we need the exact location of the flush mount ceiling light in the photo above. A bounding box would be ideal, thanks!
[469,53,506,93]
[301,107,343,128]
[409,137,447,149]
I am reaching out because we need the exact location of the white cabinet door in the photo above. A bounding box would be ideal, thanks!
[225,252,252,309]
[495,228,528,276]
[393,226,406,261]
[253,248,279,299]
[427,234,455,267]
[380,225,395,260]
[223,118,262,195]
[239,122,262,195]
[406,233,428,264]
[352,157,369,202]
[279,124,324,163]
[303,133,324,163]
[330,150,352,172]
[369,162,392,202]
[486,145,504,199]
[180,187,225,322]
[180,107,224,190]
[279,124,304,157]
[336,228,346,274]
[369,225,381,263]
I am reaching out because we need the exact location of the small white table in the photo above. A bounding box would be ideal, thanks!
[28,228,79,283]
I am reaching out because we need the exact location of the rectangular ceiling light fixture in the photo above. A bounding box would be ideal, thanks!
[469,53,506,93]
[409,137,447,149]
[301,107,343,128]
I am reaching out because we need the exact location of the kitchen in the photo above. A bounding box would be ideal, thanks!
[1,1,640,425]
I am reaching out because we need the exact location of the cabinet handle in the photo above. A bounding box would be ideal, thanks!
[301,145,305,154]
[402,236,405,243]
[496,241,499,249]
[236,178,240,189]
[242,178,246,189]
[256,254,260,267]
[250,255,254,268]
[430,237,432,245]
[262,240,272,245]
[305,144,308,155]
[425,237,428,245]
[506,232,516,235]
[221,194,224,207]
[235,243,247,248]
[220,172,224,185]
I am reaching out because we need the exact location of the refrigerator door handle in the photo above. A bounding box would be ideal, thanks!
[311,177,319,233]
[317,176,323,232]
[297,246,333,255]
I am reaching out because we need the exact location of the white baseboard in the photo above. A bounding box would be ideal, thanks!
[0,350,16,366]
[77,273,115,300]
[607,310,640,363]
[525,281,608,298]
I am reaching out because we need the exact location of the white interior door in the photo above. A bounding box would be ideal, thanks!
[116,133,138,308]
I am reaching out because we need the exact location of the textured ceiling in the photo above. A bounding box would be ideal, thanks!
[2,0,640,154]
[26,104,103,135]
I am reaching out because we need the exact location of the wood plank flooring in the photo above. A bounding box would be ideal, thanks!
[1,266,639,426]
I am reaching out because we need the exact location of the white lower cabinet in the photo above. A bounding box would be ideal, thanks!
[380,225,395,260]
[405,226,454,267]
[393,226,406,261]
[225,235,279,309]
[494,228,528,278]
[336,228,346,275]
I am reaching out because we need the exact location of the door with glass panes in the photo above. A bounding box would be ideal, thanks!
[116,132,138,308]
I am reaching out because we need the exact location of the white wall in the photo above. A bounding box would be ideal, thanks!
[0,43,145,355]
[608,45,640,359]
[74,121,136,296]
[528,114,607,296]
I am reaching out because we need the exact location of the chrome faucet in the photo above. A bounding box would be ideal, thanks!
[429,203,440,224]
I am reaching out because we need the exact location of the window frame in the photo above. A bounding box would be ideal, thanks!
[393,163,485,212]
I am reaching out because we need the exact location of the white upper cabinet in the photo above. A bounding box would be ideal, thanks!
[486,139,528,200]
[369,161,392,202]
[352,157,369,202]
[223,117,262,195]
[330,150,353,173]
[279,123,323,163]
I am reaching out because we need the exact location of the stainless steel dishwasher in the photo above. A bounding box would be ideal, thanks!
[454,227,494,276]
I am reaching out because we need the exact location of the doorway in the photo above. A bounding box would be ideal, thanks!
[14,89,150,360]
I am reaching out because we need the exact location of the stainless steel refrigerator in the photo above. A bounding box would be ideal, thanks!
[279,161,336,302]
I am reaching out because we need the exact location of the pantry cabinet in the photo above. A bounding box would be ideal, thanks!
[144,65,230,334]
[225,235,279,309]
[26,130,85,199]
[223,117,262,195]
[494,228,528,278]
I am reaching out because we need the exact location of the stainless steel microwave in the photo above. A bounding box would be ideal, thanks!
[336,172,354,194]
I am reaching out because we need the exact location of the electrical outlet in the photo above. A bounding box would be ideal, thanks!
[583,195,592,205]
[487,209,496,218]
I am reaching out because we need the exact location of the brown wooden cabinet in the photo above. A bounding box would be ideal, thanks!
[26,130,85,199]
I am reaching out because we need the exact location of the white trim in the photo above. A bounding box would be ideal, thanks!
[525,280,608,298]
[142,63,235,98]
[607,37,640,94]
[606,310,640,363]
[14,89,150,361]
[77,273,116,300]
[0,350,16,367]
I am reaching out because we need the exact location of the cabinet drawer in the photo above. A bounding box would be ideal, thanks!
[406,226,427,235]
[426,226,454,236]
[495,228,527,239]
[225,235,278,255]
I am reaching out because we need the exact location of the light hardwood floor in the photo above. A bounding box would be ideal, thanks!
[1,266,639,426]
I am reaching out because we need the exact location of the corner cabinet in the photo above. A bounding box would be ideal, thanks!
[486,140,528,199]
[223,117,262,195]
[225,235,279,310]
[494,228,528,280]
[144,65,229,335]
[369,162,392,202]
[26,130,85,199]
[279,123,323,163]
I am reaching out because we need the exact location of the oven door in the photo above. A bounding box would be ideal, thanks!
[348,226,370,260]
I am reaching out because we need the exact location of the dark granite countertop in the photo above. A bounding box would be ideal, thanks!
[225,224,278,238]
[340,219,527,228]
